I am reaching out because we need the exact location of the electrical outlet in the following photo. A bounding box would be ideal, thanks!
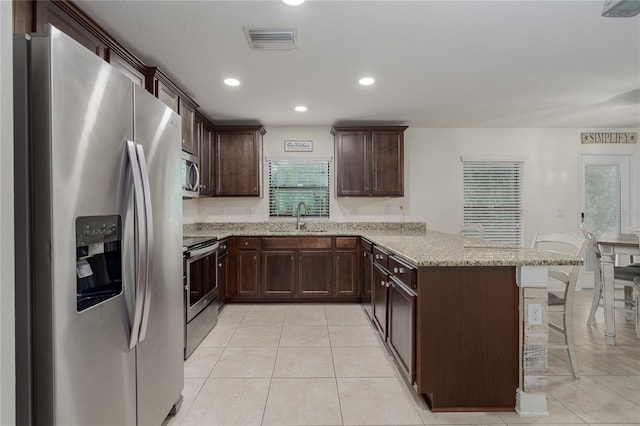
[528,303,543,326]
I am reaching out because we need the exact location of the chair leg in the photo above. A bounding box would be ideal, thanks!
[624,285,634,322]
[587,277,603,326]
[564,307,580,378]
[635,286,640,339]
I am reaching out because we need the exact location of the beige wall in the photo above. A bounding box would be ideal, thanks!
[0,0,16,423]
[185,126,639,246]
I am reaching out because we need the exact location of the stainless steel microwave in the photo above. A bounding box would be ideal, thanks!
[181,151,200,198]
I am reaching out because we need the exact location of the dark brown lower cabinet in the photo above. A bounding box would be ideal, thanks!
[298,250,333,297]
[232,237,359,300]
[417,267,518,412]
[388,276,416,383]
[361,248,373,317]
[262,251,296,297]
[335,250,357,296]
[236,251,259,297]
[372,263,389,337]
[217,253,228,305]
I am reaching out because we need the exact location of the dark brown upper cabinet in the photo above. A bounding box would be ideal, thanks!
[332,126,407,197]
[15,1,146,87]
[198,113,215,197]
[180,99,197,155]
[40,1,108,59]
[109,50,145,87]
[144,67,199,154]
[214,126,266,197]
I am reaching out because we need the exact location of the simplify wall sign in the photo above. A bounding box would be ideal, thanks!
[581,132,637,144]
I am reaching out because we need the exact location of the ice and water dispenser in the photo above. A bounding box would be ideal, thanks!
[75,215,122,312]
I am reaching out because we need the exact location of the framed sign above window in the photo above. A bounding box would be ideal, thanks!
[284,140,313,152]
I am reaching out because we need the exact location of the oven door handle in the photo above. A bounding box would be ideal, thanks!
[185,243,219,259]
[136,143,154,344]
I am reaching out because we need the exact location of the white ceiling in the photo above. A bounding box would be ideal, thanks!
[75,0,640,128]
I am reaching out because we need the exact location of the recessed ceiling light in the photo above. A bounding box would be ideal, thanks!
[295,105,308,112]
[224,78,240,87]
[359,77,375,86]
[281,0,305,6]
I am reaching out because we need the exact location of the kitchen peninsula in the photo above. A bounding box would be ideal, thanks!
[184,222,581,416]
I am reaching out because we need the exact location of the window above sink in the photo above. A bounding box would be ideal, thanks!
[268,159,330,219]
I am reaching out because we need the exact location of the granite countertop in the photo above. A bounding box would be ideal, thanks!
[183,222,582,267]
[363,232,582,267]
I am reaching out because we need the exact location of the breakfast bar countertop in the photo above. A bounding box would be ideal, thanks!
[361,232,581,267]
[183,222,581,268]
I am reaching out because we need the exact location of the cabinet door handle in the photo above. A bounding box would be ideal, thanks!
[380,281,385,286]
[393,267,398,273]
[244,241,249,246]
[218,263,222,267]
[337,255,340,260]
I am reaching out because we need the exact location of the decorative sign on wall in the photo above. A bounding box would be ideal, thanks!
[284,140,313,152]
[581,132,637,144]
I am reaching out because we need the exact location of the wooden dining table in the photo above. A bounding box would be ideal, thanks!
[597,233,640,345]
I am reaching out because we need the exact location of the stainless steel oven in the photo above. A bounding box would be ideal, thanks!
[183,237,218,358]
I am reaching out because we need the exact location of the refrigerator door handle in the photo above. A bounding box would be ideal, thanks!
[136,143,154,343]
[120,140,148,350]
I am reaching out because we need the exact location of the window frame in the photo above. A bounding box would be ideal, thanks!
[267,158,330,219]
[462,157,524,246]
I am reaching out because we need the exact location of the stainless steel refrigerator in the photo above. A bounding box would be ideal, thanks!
[14,25,184,425]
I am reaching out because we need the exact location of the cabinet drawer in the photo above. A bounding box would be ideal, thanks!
[218,239,229,256]
[237,237,260,249]
[262,237,332,250]
[336,237,358,249]
[389,256,417,290]
[360,238,373,252]
[373,246,390,270]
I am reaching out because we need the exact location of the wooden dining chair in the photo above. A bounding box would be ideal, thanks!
[627,227,640,263]
[634,276,640,337]
[611,230,640,337]
[586,226,640,335]
[581,226,604,326]
[531,232,586,378]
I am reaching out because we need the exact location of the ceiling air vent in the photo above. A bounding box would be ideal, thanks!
[244,27,298,50]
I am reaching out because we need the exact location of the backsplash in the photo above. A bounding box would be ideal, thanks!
[183,221,426,234]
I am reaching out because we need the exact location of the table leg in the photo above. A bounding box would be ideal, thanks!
[600,251,616,345]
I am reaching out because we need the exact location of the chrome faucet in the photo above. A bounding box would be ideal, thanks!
[296,201,309,230]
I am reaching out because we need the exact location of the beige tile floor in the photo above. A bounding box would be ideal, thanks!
[164,290,640,426]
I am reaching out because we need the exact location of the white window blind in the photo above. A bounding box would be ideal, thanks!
[463,160,523,246]
[268,159,330,218]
